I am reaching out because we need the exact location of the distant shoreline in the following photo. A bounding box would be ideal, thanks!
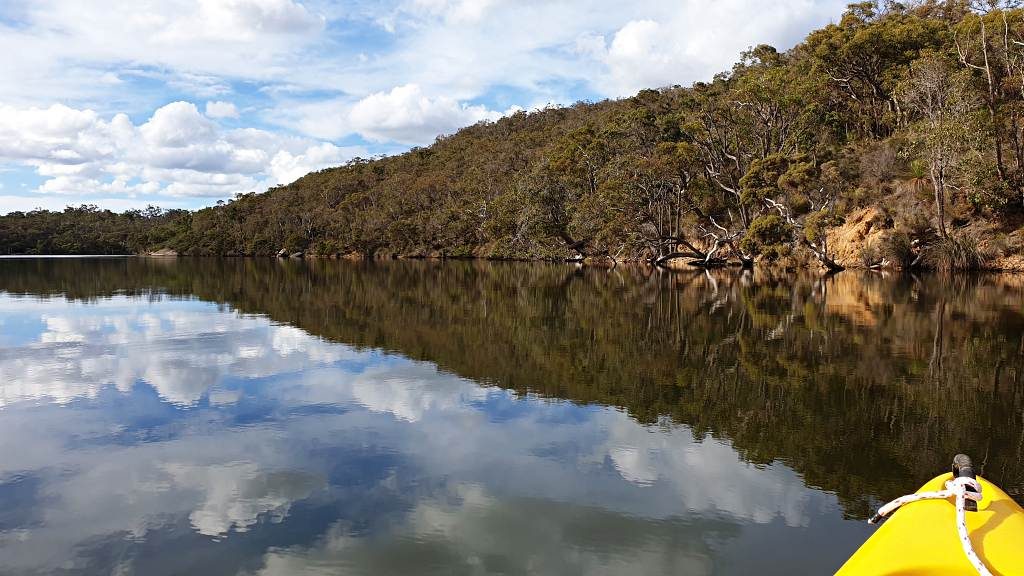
[2,253,1022,273]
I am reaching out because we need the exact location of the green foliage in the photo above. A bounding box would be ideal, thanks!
[740,154,790,206]
[881,231,917,268]
[285,233,309,252]
[0,205,189,255]
[925,233,985,271]
[778,160,816,195]
[804,210,845,245]
[1,1,1021,263]
[908,158,928,180]
[805,1,949,138]
[741,214,793,260]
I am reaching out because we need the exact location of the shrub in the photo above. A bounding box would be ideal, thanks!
[859,242,881,267]
[908,158,929,180]
[741,214,793,261]
[284,233,310,252]
[787,193,812,215]
[859,140,901,185]
[881,232,916,269]
[924,233,984,271]
[778,161,816,196]
[804,210,844,246]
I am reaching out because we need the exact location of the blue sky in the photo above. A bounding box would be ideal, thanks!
[0,0,848,213]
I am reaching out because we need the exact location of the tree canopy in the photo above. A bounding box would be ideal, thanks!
[3,1,1023,268]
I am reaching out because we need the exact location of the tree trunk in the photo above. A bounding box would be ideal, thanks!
[654,249,706,267]
[805,241,845,272]
[683,237,732,268]
[930,161,948,239]
[980,19,1008,185]
[1010,114,1024,202]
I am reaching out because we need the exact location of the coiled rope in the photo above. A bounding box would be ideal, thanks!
[869,476,992,576]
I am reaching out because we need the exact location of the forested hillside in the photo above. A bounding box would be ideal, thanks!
[0,206,188,255]
[3,1,1024,269]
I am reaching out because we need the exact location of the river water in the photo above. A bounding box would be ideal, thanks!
[0,257,1021,575]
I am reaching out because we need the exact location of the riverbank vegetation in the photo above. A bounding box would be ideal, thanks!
[2,1,1024,269]
[0,205,188,255]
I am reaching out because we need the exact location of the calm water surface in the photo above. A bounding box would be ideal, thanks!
[0,258,1021,575]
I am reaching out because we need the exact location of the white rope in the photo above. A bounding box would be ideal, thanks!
[869,476,992,576]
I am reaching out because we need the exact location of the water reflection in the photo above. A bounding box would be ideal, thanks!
[0,258,1021,575]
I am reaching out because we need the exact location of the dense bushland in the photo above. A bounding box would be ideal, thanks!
[3,1,1024,268]
[0,206,189,255]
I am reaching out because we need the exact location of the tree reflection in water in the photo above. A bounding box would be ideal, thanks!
[1,257,1021,519]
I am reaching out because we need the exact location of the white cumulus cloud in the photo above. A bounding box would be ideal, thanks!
[141,101,220,148]
[0,101,363,201]
[589,1,846,96]
[269,142,353,185]
[0,0,329,108]
[348,83,504,145]
[205,100,241,119]
[185,0,326,39]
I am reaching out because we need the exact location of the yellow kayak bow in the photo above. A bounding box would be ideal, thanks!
[837,455,1024,576]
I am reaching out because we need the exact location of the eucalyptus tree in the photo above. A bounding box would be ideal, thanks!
[898,52,980,238]
[740,154,846,270]
[954,3,1024,206]
[805,1,948,139]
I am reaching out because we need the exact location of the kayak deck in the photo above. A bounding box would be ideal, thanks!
[836,473,1024,575]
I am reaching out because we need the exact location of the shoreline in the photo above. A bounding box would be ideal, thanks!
[139,251,1024,273]
[5,250,1023,272]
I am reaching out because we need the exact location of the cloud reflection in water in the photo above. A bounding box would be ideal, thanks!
[0,294,864,575]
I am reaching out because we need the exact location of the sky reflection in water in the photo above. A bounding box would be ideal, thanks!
[0,292,869,575]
